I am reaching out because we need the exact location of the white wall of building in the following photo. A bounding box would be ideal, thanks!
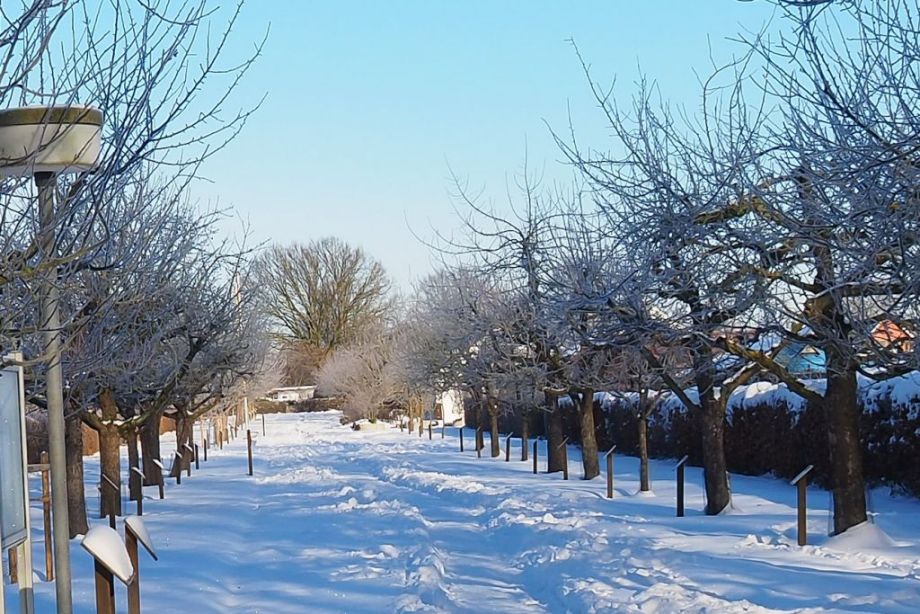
[439,389,464,426]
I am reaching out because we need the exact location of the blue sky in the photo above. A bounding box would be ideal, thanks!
[195,1,778,289]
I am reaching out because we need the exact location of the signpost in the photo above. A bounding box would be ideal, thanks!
[0,357,34,614]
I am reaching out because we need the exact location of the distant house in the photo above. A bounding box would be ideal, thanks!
[871,320,915,353]
[774,342,826,377]
[264,386,317,403]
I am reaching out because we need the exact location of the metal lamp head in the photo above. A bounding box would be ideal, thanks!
[0,105,103,177]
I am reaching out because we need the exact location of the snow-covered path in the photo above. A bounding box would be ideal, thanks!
[9,411,920,612]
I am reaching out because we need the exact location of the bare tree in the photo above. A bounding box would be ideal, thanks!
[2,0,264,360]
[257,237,392,383]
[2,0,265,543]
[428,170,578,468]
[693,0,920,534]
[556,57,771,512]
[317,334,403,423]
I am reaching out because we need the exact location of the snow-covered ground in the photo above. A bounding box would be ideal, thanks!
[7,411,920,613]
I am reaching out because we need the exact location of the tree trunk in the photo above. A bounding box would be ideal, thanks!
[97,389,122,519]
[824,351,867,535]
[170,414,193,478]
[126,428,141,502]
[697,367,731,515]
[65,409,88,537]
[575,390,600,480]
[140,411,163,487]
[489,404,500,458]
[638,411,650,492]
[544,391,565,473]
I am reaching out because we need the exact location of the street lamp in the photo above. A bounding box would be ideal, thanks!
[0,105,103,614]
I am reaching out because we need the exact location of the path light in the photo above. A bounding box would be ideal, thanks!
[0,104,103,614]
[605,446,616,499]
[675,455,690,517]
[791,465,814,546]
[533,438,539,474]
[0,106,102,174]
[130,466,145,516]
[247,429,254,476]
[559,437,569,480]
[81,525,134,614]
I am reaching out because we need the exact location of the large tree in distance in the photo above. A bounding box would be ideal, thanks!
[257,237,392,383]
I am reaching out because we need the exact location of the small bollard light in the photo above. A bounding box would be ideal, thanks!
[675,455,690,517]
[151,459,165,499]
[124,516,157,614]
[100,474,119,528]
[81,526,134,614]
[606,446,616,499]
[790,464,814,546]
[130,467,145,516]
[559,437,570,480]
[247,429,254,476]
[8,546,17,584]
[184,443,194,476]
[40,450,54,581]
[533,439,539,474]
[173,451,182,485]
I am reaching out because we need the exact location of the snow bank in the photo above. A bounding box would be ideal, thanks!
[824,521,899,551]
[595,371,920,423]
[863,371,920,419]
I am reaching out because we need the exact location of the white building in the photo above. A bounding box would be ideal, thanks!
[438,390,465,426]
[264,386,317,403]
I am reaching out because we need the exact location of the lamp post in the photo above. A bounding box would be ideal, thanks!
[0,105,103,614]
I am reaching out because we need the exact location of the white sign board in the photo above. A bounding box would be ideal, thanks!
[0,362,28,548]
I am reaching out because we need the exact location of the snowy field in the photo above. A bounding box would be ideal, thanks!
[7,411,920,613]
